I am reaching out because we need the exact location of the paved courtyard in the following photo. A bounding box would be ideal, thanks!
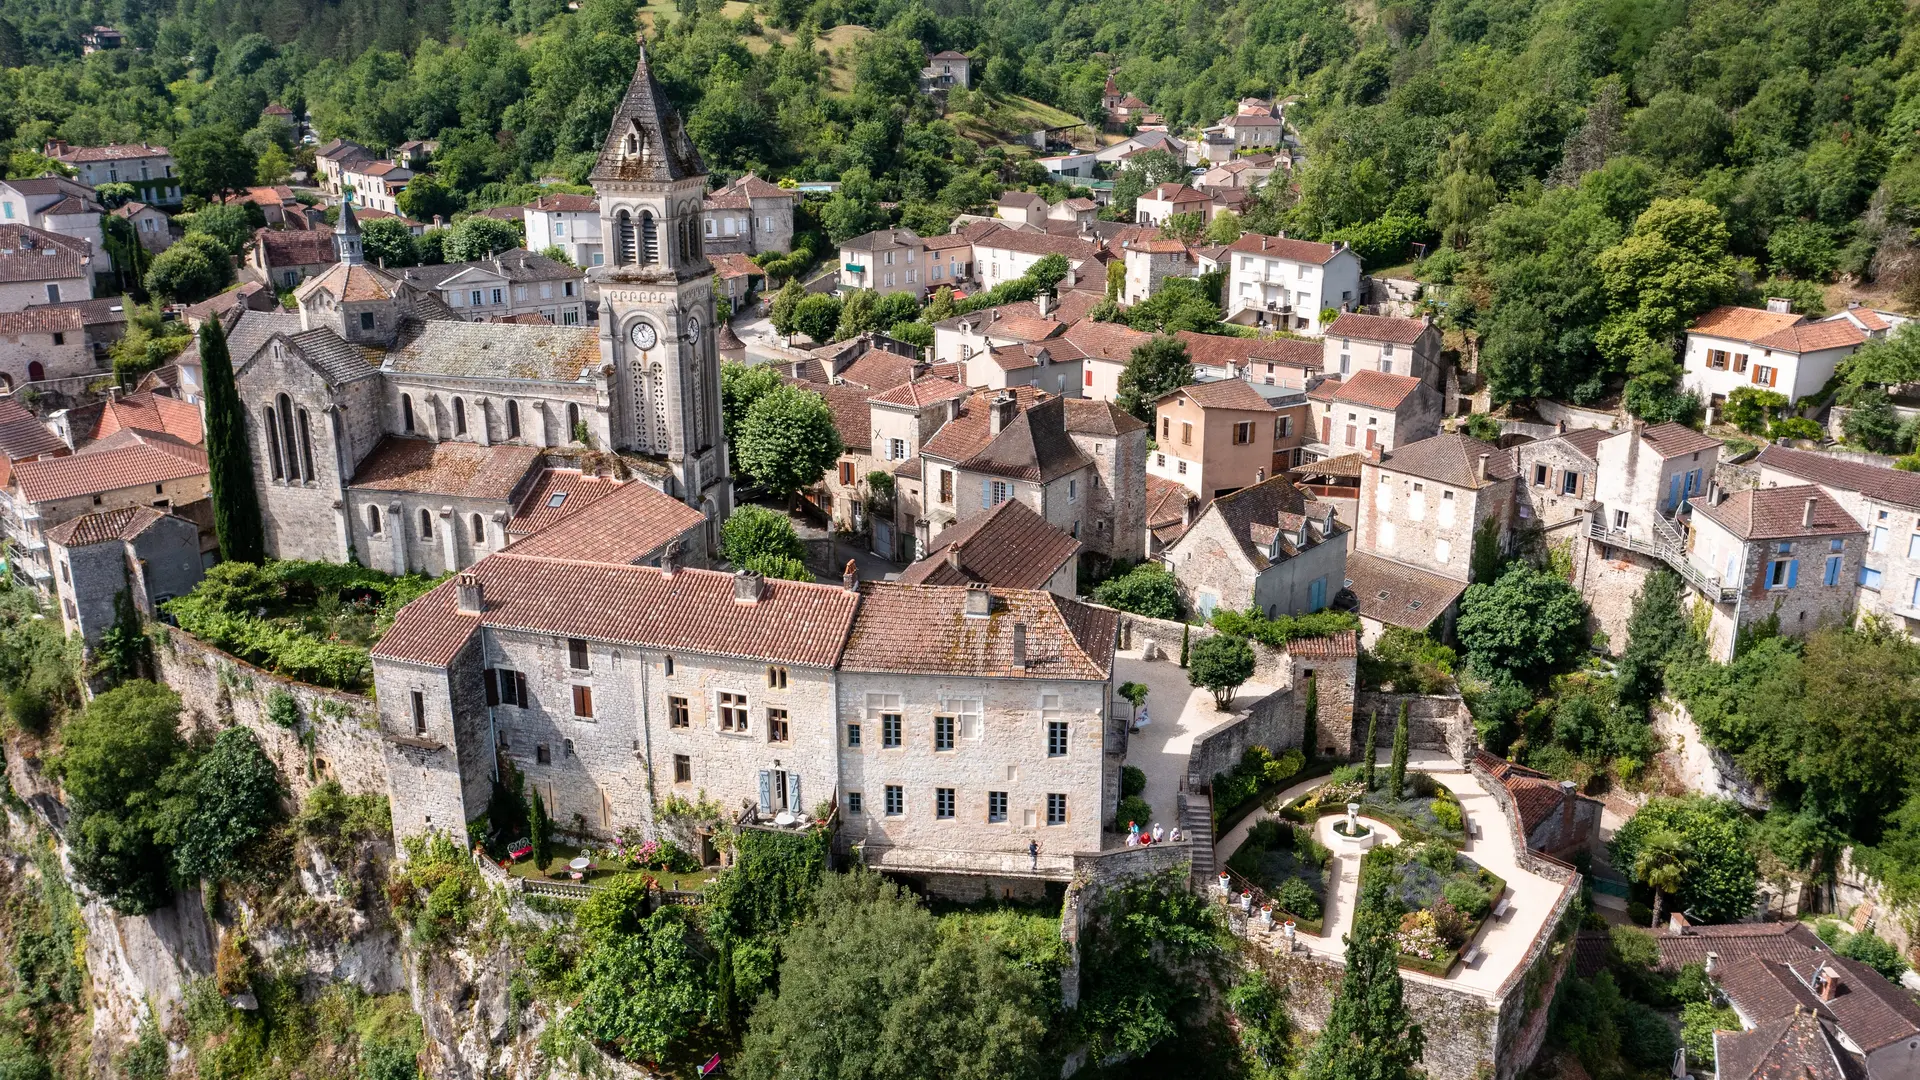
[1115,648,1278,836]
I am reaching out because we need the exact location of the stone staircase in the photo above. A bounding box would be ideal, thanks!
[1181,792,1216,884]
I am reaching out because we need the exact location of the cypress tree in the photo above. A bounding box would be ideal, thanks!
[530,788,552,871]
[1389,701,1410,799]
[198,318,264,564]
[1179,623,1191,668]
[1361,709,1378,791]
[1302,674,1318,762]
[1302,852,1425,1080]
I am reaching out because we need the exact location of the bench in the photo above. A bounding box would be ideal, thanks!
[1462,945,1481,967]
[1492,896,1511,920]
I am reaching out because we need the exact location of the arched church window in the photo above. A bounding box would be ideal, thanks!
[506,400,520,439]
[263,407,284,480]
[401,393,415,433]
[641,211,659,264]
[471,514,485,543]
[277,394,301,482]
[367,505,382,535]
[616,210,636,265]
[297,408,316,482]
[567,402,581,440]
[419,509,434,539]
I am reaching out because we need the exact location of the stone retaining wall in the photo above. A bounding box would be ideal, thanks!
[1353,691,1476,764]
[1187,686,1306,790]
[1253,947,1503,1080]
[155,627,391,803]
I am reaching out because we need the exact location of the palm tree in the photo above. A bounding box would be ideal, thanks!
[1633,829,1691,930]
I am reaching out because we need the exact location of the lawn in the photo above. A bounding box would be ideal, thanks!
[499,839,720,893]
[1225,817,1333,935]
[951,93,1092,147]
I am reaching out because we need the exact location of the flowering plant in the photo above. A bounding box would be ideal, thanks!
[1395,910,1448,960]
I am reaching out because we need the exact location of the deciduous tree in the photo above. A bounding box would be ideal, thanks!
[1116,335,1193,423]
[735,384,846,504]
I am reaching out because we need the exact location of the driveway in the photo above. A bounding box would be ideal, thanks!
[1116,648,1278,836]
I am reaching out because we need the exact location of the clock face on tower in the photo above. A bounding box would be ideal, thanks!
[685,315,701,341]
[629,321,657,350]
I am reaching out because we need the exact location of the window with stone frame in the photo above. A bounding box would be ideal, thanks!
[884,785,904,816]
[767,708,790,743]
[572,685,594,718]
[934,714,955,751]
[767,665,788,689]
[669,695,690,728]
[410,691,426,735]
[719,691,748,732]
[988,790,1008,823]
[536,744,551,765]
[1046,793,1067,825]
[568,638,590,670]
[936,787,956,819]
[847,791,863,814]
[847,721,862,747]
[673,754,691,782]
[1043,694,1066,756]
[882,713,902,747]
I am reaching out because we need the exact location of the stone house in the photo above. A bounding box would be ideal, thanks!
[248,227,338,289]
[1512,426,1606,530]
[972,230,1103,291]
[1162,474,1346,619]
[43,140,181,206]
[340,161,411,215]
[313,140,373,196]
[1067,317,1152,403]
[702,174,795,257]
[1356,432,1517,585]
[874,376,974,561]
[0,223,93,309]
[839,228,925,297]
[1323,312,1444,391]
[522,193,603,268]
[1753,444,1920,635]
[897,497,1081,596]
[1339,550,1467,646]
[1475,752,1602,859]
[981,342,1083,399]
[5,430,210,593]
[1148,378,1279,499]
[1218,111,1282,151]
[392,249,589,326]
[47,506,203,644]
[1134,183,1212,227]
[1122,237,1196,304]
[0,307,97,387]
[922,231,976,290]
[0,177,110,274]
[919,50,971,90]
[1223,234,1362,335]
[112,200,173,254]
[1177,332,1322,394]
[806,377,889,537]
[996,191,1048,229]
[1685,303,1867,408]
[1306,371,1442,457]
[1687,485,1864,660]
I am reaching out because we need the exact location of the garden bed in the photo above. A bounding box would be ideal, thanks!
[1224,818,1332,935]
[1370,841,1506,977]
[1212,750,1332,835]
[1286,768,1465,844]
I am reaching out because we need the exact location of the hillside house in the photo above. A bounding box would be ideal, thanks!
[1224,234,1362,335]
[1163,474,1345,619]
[1685,302,1866,407]
[43,141,180,206]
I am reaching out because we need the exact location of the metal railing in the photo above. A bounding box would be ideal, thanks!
[1586,514,1736,602]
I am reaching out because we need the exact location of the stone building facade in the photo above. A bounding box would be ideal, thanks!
[1356,433,1516,585]
[47,507,202,644]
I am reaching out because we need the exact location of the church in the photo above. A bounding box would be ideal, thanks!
[197,47,733,574]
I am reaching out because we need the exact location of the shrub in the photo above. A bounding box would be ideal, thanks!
[265,689,299,728]
[1114,795,1153,832]
[1294,830,1331,869]
[1277,877,1320,920]
[1121,765,1146,798]
[720,505,807,565]
[1211,607,1361,649]
[1681,1001,1739,1066]
[1190,634,1255,708]
[1245,818,1292,850]
[1441,877,1491,917]
[1429,897,1471,947]
[1620,1001,1679,1069]
[1092,563,1182,619]
[1264,747,1305,784]
[1406,771,1440,798]
[1329,763,1365,786]
[1839,928,1909,980]
[1413,840,1458,873]
[1432,798,1463,832]
[1770,416,1825,441]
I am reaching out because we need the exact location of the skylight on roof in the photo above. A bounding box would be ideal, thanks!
[547,492,567,508]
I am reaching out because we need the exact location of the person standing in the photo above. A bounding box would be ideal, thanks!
[1028,839,1040,870]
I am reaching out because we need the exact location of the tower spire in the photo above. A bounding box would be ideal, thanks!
[590,41,706,183]
[335,192,363,266]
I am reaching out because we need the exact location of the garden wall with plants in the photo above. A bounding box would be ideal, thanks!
[156,626,391,804]
[1254,947,1502,1080]
[1188,684,1307,793]
[1351,691,1477,764]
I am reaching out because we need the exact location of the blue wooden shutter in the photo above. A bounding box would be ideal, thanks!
[787,773,802,814]
[1309,577,1326,611]
[980,477,991,509]
[758,770,772,813]
[1825,556,1841,586]
[1786,560,1798,588]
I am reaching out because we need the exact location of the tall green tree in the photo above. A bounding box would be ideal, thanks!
[735,384,846,504]
[1362,709,1378,790]
[167,726,282,883]
[1388,702,1409,798]
[1189,634,1254,709]
[49,681,191,914]
[1116,336,1193,423]
[1301,852,1424,1080]
[1631,829,1692,930]
[198,319,265,564]
[174,125,258,202]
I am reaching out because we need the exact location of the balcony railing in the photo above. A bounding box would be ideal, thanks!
[1587,514,1736,602]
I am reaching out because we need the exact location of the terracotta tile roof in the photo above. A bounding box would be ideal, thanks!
[990,315,1069,343]
[1176,330,1268,369]
[999,191,1047,210]
[1144,184,1210,204]
[1638,421,1722,459]
[1286,631,1357,659]
[972,230,1104,263]
[503,477,707,564]
[1227,233,1345,265]
[868,375,968,409]
[957,395,1092,482]
[1378,432,1516,489]
[716,174,792,201]
[1691,305,1804,342]
[12,433,207,504]
[1757,445,1920,510]
[1550,426,1609,461]
[1253,337,1327,369]
[1652,920,1824,971]
[297,261,396,303]
[1332,370,1423,409]
[1474,752,1571,835]
[1129,238,1192,254]
[1226,113,1282,127]
[1326,312,1430,345]
[525,193,599,213]
[1170,378,1273,411]
[1718,957,1827,1022]
[898,499,1080,589]
[1792,955,1920,1050]
[1062,398,1146,436]
[788,378,872,452]
[1065,319,1151,363]
[922,231,977,251]
[0,224,90,284]
[49,142,169,163]
[922,386,1046,464]
[707,252,762,280]
[1830,308,1892,332]
[1692,484,1863,541]
[1290,451,1365,479]
[386,320,600,382]
[1342,551,1465,632]
[183,282,270,324]
[841,582,1115,679]
[91,390,203,446]
[356,208,426,229]
[255,228,338,268]
[348,437,539,500]
[1755,320,1867,352]
[1062,197,1097,211]
[1145,473,1194,530]
[989,342,1073,371]
[1308,377,1343,402]
[0,400,63,462]
[841,227,921,253]
[837,348,919,391]
[1181,475,1336,570]
[44,505,167,547]
[0,306,84,334]
[314,139,371,162]
[1716,1011,1862,1080]
[31,296,129,328]
[506,468,623,536]
[373,558,859,670]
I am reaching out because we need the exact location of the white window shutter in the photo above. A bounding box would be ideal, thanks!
[981,477,991,509]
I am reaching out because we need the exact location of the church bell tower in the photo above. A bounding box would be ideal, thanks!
[591,45,731,529]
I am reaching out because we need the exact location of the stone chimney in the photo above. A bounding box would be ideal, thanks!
[1367,443,1384,463]
[1766,296,1794,314]
[659,539,681,577]
[1816,965,1840,1001]
[989,393,1016,435]
[1475,452,1490,483]
[964,581,992,618]
[1804,496,1817,528]
[455,573,484,615]
[733,569,765,605]
[842,558,859,592]
[1559,780,1576,846]
[946,541,964,570]
[1038,290,1054,319]
[1011,622,1028,672]
[1705,951,1719,976]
